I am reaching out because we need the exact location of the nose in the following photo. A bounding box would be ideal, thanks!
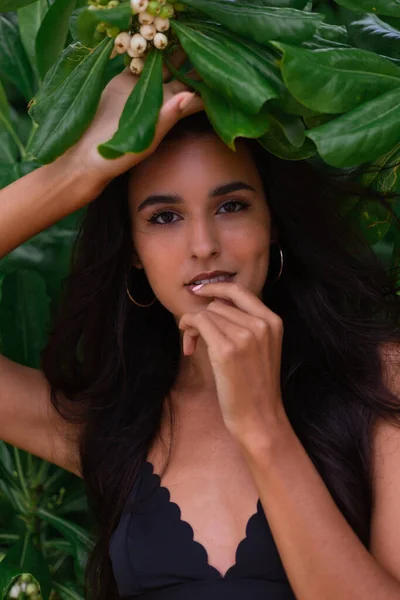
[188,218,220,260]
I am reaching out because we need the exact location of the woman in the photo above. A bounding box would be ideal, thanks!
[1,61,400,600]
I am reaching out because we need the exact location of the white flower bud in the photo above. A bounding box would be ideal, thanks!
[9,585,21,599]
[130,33,147,54]
[127,47,143,57]
[154,16,169,32]
[138,11,154,24]
[114,31,131,53]
[130,0,148,13]
[130,57,145,75]
[153,32,168,49]
[140,23,156,40]
[20,583,27,592]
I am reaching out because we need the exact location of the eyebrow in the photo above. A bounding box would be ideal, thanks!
[137,180,257,212]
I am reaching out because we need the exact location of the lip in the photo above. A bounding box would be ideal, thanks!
[185,270,236,286]
[186,273,235,295]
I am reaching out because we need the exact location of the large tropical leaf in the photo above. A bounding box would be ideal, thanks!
[26,36,114,163]
[170,20,278,115]
[179,0,324,45]
[270,42,400,113]
[305,87,400,167]
[98,46,164,158]
[334,0,400,18]
[35,0,78,80]
[0,15,35,103]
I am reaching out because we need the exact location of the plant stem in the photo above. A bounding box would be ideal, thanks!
[164,56,202,94]
[25,122,39,155]
[13,447,30,503]
[0,112,28,161]
[34,458,50,487]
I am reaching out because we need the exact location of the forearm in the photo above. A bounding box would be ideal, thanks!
[240,419,400,600]
[0,156,105,258]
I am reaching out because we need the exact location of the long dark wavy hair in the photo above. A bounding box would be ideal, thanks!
[41,111,400,599]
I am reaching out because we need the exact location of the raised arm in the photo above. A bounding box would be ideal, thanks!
[0,62,203,476]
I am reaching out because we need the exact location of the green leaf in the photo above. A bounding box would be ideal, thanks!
[305,87,400,168]
[179,20,312,116]
[0,270,51,368]
[0,442,12,472]
[302,22,351,49]
[52,581,84,600]
[346,194,394,245]
[29,41,91,110]
[360,141,400,194]
[26,36,114,163]
[0,456,21,494]
[267,106,306,147]
[258,115,316,160]
[98,46,163,158]
[35,509,94,585]
[196,82,272,150]
[231,0,309,6]
[35,0,78,80]
[35,509,94,550]
[270,42,400,113]
[179,0,324,45]
[182,21,287,101]
[76,1,132,46]
[0,81,19,163]
[170,21,278,115]
[333,0,400,18]
[347,14,400,63]
[0,0,37,11]
[0,16,35,103]
[17,0,48,81]
[0,533,52,600]
[0,75,11,122]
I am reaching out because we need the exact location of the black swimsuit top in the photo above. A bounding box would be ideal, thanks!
[109,460,296,599]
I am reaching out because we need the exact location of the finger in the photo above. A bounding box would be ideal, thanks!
[184,329,198,355]
[204,309,252,344]
[193,282,273,320]
[207,301,267,340]
[179,93,204,118]
[179,311,228,356]
[182,325,199,355]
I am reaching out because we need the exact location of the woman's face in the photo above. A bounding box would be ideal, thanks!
[128,133,275,319]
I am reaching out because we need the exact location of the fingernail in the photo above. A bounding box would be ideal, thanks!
[192,283,204,292]
[179,92,196,112]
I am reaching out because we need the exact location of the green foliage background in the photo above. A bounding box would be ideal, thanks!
[0,0,399,598]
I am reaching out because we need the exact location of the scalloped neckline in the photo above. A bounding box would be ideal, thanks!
[143,459,262,580]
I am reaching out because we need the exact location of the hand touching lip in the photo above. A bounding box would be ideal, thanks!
[178,280,285,441]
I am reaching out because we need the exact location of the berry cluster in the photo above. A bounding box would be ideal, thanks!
[8,574,46,600]
[88,0,186,74]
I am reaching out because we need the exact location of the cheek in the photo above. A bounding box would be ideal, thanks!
[233,220,270,258]
[137,235,180,285]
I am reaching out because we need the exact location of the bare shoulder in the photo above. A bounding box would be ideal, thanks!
[0,354,84,478]
[369,342,400,578]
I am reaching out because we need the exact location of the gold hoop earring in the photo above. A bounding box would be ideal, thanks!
[269,243,284,284]
[125,272,156,308]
